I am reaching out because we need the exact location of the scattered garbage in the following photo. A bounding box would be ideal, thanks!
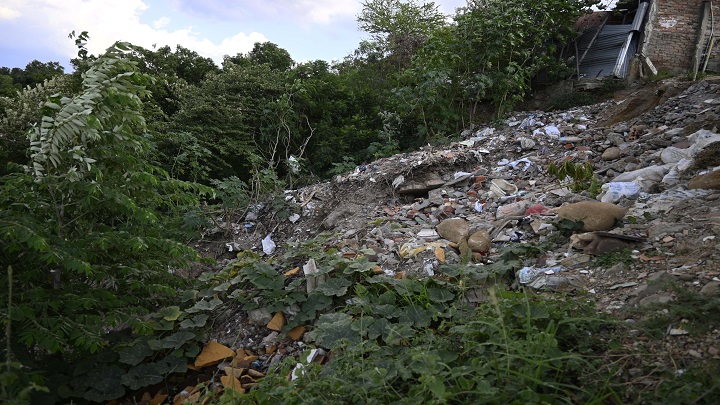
[517,266,563,284]
[489,179,518,198]
[262,234,276,255]
[599,182,641,203]
[303,259,325,293]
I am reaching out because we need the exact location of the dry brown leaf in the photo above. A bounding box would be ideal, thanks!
[149,394,168,405]
[267,312,286,331]
[434,247,446,264]
[224,366,245,378]
[287,325,306,341]
[284,267,301,277]
[194,341,235,368]
[221,375,244,393]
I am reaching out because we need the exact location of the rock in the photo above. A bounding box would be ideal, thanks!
[436,218,469,243]
[638,293,674,307]
[467,230,491,252]
[396,172,445,195]
[688,170,720,190]
[262,331,279,346]
[496,200,531,219]
[552,201,627,231]
[570,231,644,255]
[602,147,622,161]
[700,281,720,296]
[248,308,272,326]
[417,228,440,240]
[630,271,675,303]
[195,341,235,368]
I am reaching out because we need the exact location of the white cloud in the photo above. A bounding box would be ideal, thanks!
[0,5,21,20]
[294,0,360,25]
[3,0,266,66]
[171,0,360,25]
[152,17,171,29]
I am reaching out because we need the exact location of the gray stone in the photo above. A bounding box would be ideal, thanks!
[638,293,674,307]
[428,188,445,206]
[602,147,622,161]
[248,308,273,326]
[700,281,720,296]
[396,172,445,195]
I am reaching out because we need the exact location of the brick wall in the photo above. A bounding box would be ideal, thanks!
[644,0,720,73]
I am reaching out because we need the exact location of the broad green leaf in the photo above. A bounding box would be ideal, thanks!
[157,306,182,321]
[121,363,163,390]
[180,314,209,329]
[186,297,223,313]
[118,343,153,366]
[148,330,195,350]
[427,287,454,303]
[316,277,352,297]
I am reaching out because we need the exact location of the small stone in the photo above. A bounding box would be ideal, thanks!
[700,281,720,296]
[467,230,491,253]
[224,366,245,378]
[602,146,622,161]
[434,247,446,263]
[248,308,273,326]
[262,331,279,346]
[417,228,439,240]
[708,347,719,356]
[688,349,703,359]
[638,294,674,307]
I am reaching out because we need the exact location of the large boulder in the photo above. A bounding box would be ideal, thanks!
[688,170,720,190]
[436,218,469,243]
[552,201,627,231]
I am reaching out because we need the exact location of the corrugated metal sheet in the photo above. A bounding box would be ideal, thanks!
[578,25,632,78]
[576,0,650,79]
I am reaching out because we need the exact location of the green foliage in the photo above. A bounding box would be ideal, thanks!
[547,88,598,111]
[244,286,616,404]
[593,248,634,268]
[0,74,75,175]
[358,0,446,69]
[0,60,64,90]
[393,0,598,139]
[0,40,211,402]
[548,160,601,194]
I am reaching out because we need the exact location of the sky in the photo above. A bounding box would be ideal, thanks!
[0,0,470,71]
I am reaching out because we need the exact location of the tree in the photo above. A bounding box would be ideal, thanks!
[0,75,75,175]
[225,42,295,71]
[357,0,446,69]
[0,41,210,397]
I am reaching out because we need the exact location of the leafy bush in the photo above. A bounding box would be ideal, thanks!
[0,41,211,402]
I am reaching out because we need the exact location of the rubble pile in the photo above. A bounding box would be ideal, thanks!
[189,78,720,400]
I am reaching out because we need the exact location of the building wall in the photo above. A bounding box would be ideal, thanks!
[643,0,720,74]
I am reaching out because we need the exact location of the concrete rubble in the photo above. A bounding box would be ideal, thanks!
[197,78,720,392]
